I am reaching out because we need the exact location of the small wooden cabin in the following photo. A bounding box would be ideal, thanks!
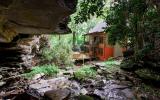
[83,22,123,61]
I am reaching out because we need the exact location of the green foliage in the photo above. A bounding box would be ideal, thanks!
[74,65,97,80]
[105,59,120,72]
[23,64,60,79]
[69,15,102,45]
[134,43,153,61]
[105,57,119,66]
[107,57,114,61]
[74,0,160,62]
[74,0,105,23]
[105,60,117,65]
[105,0,159,61]
[120,59,135,70]
[41,35,73,66]
[68,0,104,46]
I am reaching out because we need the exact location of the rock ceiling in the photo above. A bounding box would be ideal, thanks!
[0,0,77,42]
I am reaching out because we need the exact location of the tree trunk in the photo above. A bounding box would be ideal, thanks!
[73,32,76,48]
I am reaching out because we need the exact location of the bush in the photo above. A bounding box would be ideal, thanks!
[40,35,73,66]
[105,60,117,65]
[23,64,60,79]
[74,65,97,80]
[105,59,120,72]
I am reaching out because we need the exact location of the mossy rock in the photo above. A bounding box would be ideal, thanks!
[120,60,136,71]
[144,62,160,72]
[135,68,160,82]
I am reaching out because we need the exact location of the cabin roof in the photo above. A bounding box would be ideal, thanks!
[89,22,107,33]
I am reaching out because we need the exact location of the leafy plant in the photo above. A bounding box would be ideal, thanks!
[23,64,60,79]
[105,59,120,72]
[40,35,73,66]
[105,60,117,66]
[74,65,97,80]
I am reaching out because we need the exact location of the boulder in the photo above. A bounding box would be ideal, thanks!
[27,77,81,99]
[44,88,71,100]
[80,88,88,95]
[93,80,135,100]
[75,95,94,100]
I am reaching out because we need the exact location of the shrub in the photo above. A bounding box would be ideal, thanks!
[105,60,117,65]
[23,64,60,79]
[74,65,97,80]
[40,35,73,66]
[105,59,120,72]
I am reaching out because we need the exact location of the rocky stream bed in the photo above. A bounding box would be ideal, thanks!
[0,62,160,100]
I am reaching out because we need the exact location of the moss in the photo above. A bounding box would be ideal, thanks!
[3,27,18,42]
[135,68,160,82]
[0,16,18,42]
[120,59,139,71]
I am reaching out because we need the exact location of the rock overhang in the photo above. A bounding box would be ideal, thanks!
[0,0,77,42]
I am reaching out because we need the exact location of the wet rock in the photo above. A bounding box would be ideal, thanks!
[80,88,88,95]
[57,69,74,78]
[27,77,81,99]
[75,95,94,100]
[63,70,74,76]
[44,88,71,100]
[0,75,2,79]
[107,89,128,100]
[135,68,160,82]
[94,62,106,68]
[93,80,135,100]
[94,89,106,99]
[57,71,64,77]
[120,60,138,71]
[97,69,103,74]
[70,81,81,98]
[120,81,133,87]
[95,75,102,82]
[32,73,45,80]
[0,81,6,87]
[81,79,95,88]
[95,80,106,89]
[121,88,134,98]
